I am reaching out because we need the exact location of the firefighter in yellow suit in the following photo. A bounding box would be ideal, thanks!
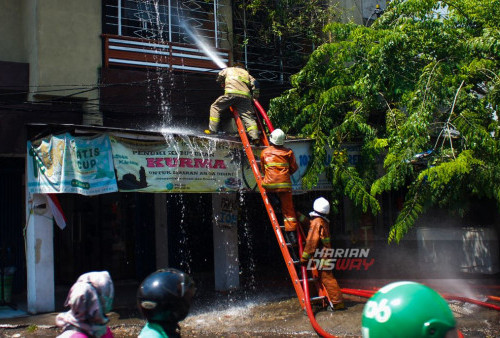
[299,197,345,310]
[260,129,299,244]
[206,64,260,145]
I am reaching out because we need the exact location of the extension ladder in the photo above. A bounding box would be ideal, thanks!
[230,103,332,311]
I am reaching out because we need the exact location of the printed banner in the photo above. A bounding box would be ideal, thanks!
[110,135,245,192]
[289,142,362,191]
[288,141,333,191]
[27,133,118,195]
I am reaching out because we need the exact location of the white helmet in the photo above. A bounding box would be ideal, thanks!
[269,129,285,146]
[313,197,330,215]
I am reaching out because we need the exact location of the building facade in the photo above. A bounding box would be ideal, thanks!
[0,0,334,313]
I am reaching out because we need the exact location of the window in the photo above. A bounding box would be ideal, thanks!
[103,0,227,47]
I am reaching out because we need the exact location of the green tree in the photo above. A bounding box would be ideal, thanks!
[269,0,500,242]
[240,0,336,44]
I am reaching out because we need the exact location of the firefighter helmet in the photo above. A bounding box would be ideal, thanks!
[313,197,330,215]
[361,281,457,338]
[137,268,196,324]
[269,129,286,146]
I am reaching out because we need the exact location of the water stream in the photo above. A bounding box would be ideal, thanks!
[140,0,263,309]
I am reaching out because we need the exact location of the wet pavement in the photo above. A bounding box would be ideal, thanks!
[0,278,499,337]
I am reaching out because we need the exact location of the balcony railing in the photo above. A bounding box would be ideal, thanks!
[103,34,230,74]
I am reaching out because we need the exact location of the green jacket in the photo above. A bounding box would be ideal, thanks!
[138,322,169,338]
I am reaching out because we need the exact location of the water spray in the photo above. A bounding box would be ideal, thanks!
[181,21,227,69]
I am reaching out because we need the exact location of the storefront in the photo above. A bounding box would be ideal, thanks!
[24,124,333,313]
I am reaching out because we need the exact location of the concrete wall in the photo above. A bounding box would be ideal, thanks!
[0,1,26,62]
[0,0,102,101]
[334,0,387,25]
[334,0,363,24]
[30,0,102,100]
[26,194,55,314]
[219,0,233,52]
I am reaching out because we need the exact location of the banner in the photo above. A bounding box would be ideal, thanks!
[287,141,333,191]
[110,135,245,192]
[27,133,118,195]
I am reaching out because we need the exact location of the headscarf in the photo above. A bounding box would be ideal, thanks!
[56,271,114,337]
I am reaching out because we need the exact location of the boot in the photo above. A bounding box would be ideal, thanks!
[286,231,297,245]
[327,302,346,312]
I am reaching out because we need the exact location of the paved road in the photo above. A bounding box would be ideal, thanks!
[0,291,498,337]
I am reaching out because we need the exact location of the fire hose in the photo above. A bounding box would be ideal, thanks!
[298,229,338,338]
[340,288,500,311]
[253,99,275,132]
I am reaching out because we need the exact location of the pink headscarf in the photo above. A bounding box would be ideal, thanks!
[56,271,114,337]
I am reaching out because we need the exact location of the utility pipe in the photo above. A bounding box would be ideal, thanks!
[118,0,122,36]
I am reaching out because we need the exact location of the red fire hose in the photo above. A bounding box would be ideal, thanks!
[340,287,500,311]
[298,227,338,338]
[341,288,376,299]
[488,295,500,302]
[442,294,500,311]
[301,264,339,338]
[253,99,275,132]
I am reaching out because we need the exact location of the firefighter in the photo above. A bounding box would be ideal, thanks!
[205,63,261,145]
[299,197,345,310]
[260,129,299,244]
[137,268,196,338]
[362,281,461,338]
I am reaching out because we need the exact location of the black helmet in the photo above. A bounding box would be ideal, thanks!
[137,268,196,323]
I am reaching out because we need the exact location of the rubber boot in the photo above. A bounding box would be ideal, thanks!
[286,231,297,245]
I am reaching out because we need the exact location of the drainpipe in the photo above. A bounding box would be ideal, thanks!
[243,8,248,68]
[168,0,172,42]
[214,0,218,48]
[118,0,122,36]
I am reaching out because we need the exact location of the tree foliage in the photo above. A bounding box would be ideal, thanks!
[269,0,500,242]
[240,0,337,44]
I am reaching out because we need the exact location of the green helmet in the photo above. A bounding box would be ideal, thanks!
[362,281,457,338]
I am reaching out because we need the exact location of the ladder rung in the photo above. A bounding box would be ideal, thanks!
[292,259,300,265]
[300,277,319,283]
[310,296,326,302]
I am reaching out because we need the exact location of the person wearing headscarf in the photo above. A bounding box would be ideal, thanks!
[56,271,114,338]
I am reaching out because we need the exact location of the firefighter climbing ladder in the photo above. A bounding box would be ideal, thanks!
[231,102,338,338]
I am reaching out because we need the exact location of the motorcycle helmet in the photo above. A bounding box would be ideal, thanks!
[362,281,458,338]
[137,268,196,323]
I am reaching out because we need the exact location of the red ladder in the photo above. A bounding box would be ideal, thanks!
[231,104,338,338]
